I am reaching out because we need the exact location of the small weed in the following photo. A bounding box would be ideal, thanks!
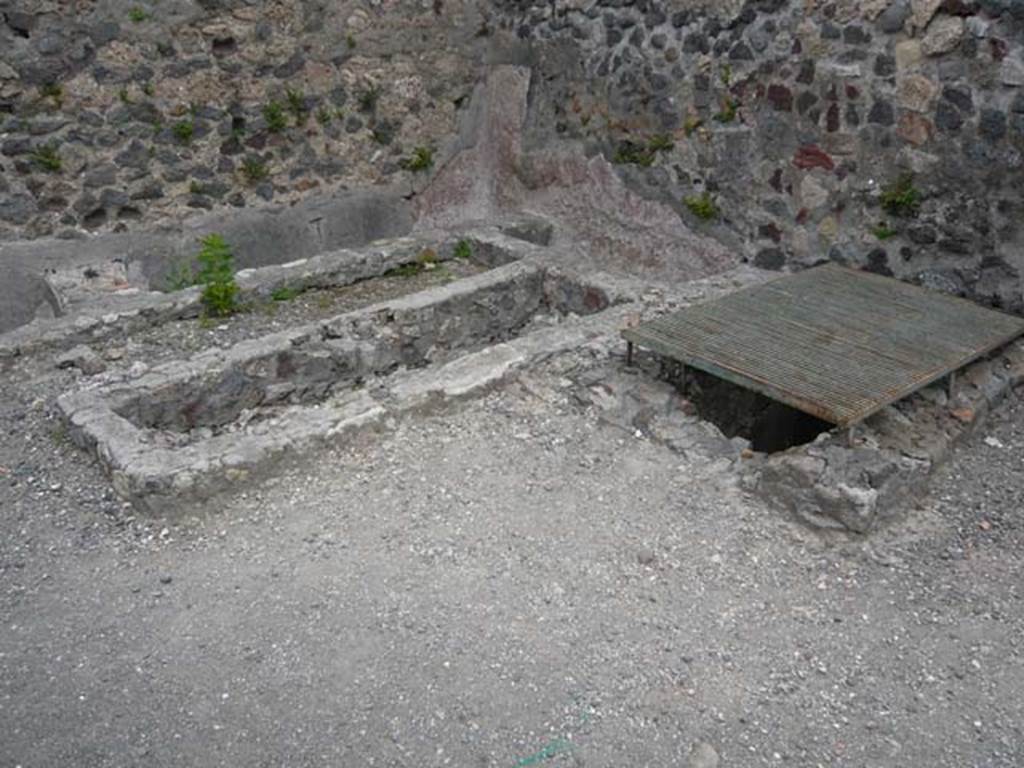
[39,82,63,107]
[611,134,675,166]
[417,248,439,266]
[119,87,132,104]
[142,81,155,97]
[357,85,381,113]
[873,222,898,240]
[316,294,333,310]
[453,239,472,260]
[172,119,194,144]
[30,142,62,172]
[401,146,434,172]
[612,141,655,167]
[285,88,307,124]
[684,115,703,137]
[714,96,737,123]
[647,134,674,153]
[241,156,269,183]
[684,192,720,221]
[346,34,357,49]
[271,285,301,302]
[316,107,333,125]
[189,180,204,195]
[196,234,239,317]
[128,6,148,22]
[263,101,287,133]
[720,64,732,87]
[880,174,920,218]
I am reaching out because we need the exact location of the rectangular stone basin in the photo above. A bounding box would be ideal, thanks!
[58,260,615,512]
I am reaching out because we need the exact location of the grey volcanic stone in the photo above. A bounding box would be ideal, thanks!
[56,345,107,375]
[868,100,895,125]
[979,108,1007,141]
[878,1,911,34]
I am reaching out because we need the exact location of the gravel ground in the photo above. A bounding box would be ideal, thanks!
[1,324,1023,766]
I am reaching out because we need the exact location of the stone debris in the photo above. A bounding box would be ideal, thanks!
[55,344,106,375]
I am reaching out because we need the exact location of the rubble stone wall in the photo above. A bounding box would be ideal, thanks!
[494,0,1024,310]
[3,0,1024,309]
[0,0,487,239]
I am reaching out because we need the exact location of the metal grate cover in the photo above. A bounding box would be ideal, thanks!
[623,264,1024,427]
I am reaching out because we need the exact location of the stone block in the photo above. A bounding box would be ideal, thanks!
[921,16,965,56]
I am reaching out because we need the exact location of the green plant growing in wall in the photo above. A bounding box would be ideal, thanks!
[142,81,155,97]
[714,96,737,123]
[612,140,655,167]
[285,88,308,124]
[880,174,920,218]
[683,115,703,137]
[30,142,62,172]
[39,82,63,108]
[241,157,269,183]
[189,180,207,195]
[357,85,382,113]
[346,34,357,49]
[263,101,288,133]
[128,6,148,22]
[684,192,719,221]
[872,222,898,240]
[453,240,472,260]
[172,119,194,144]
[316,107,333,125]
[195,234,239,317]
[647,134,674,153]
[401,146,434,172]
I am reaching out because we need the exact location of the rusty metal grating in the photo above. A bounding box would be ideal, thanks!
[623,264,1024,427]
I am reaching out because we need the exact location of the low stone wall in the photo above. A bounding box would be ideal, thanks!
[57,257,620,512]
[752,340,1024,532]
[0,224,542,359]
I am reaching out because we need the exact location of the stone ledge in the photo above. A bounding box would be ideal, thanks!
[751,340,1024,533]
[0,225,546,360]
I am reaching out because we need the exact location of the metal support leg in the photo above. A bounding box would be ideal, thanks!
[847,425,856,448]
[948,371,957,400]
[626,341,634,367]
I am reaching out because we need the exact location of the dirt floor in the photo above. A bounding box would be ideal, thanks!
[1,321,1023,766]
